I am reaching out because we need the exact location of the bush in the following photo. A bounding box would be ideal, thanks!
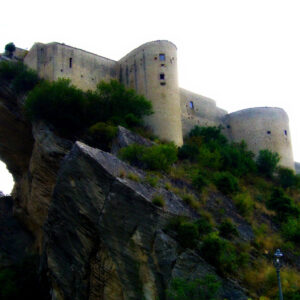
[120,143,178,172]
[87,122,118,151]
[214,171,239,195]
[0,61,39,93]
[256,149,280,178]
[88,80,153,127]
[281,217,300,245]
[189,125,227,147]
[195,212,214,235]
[233,192,254,217]
[152,194,165,207]
[178,144,199,161]
[166,275,221,300]
[182,193,200,209]
[5,43,16,56]
[277,167,298,189]
[200,232,238,274]
[221,141,256,177]
[266,188,299,222]
[25,79,153,138]
[177,221,199,248]
[166,217,200,249]
[192,170,209,192]
[197,145,223,169]
[218,218,239,239]
[25,79,87,137]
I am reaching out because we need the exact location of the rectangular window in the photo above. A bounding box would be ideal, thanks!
[160,73,165,80]
[159,53,165,61]
[69,58,72,68]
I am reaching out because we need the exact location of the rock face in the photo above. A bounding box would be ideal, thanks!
[44,142,247,300]
[0,195,33,268]
[111,126,154,155]
[12,122,72,251]
[0,82,249,299]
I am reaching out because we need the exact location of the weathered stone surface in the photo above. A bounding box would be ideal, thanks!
[0,81,33,180]
[13,122,72,251]
[0,195,33,268]
[111,126,154,155]
[44,142,248,300]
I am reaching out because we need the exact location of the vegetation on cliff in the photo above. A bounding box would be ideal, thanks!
[1,60,300,299]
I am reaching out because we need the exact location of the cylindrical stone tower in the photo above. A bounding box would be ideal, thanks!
[118,40,183,146]
[224,107,294,170]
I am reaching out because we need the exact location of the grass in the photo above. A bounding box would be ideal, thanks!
[152,194,165,207]
[127,172,140,182]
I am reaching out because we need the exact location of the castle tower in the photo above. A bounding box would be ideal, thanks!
[224,107,295,170]
[118,40,183,146]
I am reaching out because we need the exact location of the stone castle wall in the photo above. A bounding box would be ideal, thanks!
[224,107,294,169]
[118,41,183,146]
[180,88,227,136]
[23,41,295,169]
[25,43,118,91]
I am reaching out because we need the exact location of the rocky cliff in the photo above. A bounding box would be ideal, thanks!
[0,82,249,299]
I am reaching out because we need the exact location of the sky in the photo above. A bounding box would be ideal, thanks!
[1,0,300,194]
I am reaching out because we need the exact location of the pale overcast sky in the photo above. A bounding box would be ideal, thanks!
[1,0,300,193]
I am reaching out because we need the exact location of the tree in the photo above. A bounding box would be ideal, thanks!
[256,149,280,178]
[5,43,16,58]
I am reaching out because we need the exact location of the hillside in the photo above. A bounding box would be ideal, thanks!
[0,60,300,300]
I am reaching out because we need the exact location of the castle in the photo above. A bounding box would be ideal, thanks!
[23,40,295,170]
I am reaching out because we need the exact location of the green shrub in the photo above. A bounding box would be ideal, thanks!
[218,218,239,239]
[178,144,199,161]
[197,145,223,169]
[25,79,87,136]
[152,194,165,207]
[256,149,280,178]
[5,42,16,57]
[221,141,256,177]
[214,171,239,195]
[25,79,153,138]
[189,125,227,146]
[283,290,300,300]
[192,170,209,191]
[167,217,200,249]
[0,60,21,80]
[127,172,141,182]
[0,61,39,93]
[87,122,118,151]
[200,232,238,274]
[277,167,298,189]
[195,212,214,235]
[233,192,254,217]
[182,193,200,209]
[281,217,300,245]
[88,80,153,127]
[144,174,159,187]
[166,275,221,300]
[120,143,178,171]
[177,221,199,248]
[266,188,299,222]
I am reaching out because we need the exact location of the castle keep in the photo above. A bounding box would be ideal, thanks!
[24,40,295,170]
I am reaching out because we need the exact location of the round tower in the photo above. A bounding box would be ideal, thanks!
[118,40,183,146]
[224,107,294,170]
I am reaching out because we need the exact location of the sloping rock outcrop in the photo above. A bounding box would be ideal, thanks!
[44,142,248,300]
